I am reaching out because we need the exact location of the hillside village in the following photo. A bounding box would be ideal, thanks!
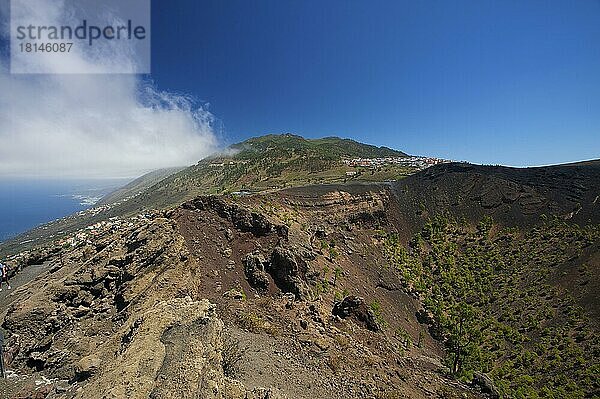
[0,138,453,258]
[4,212,159,268]
[343,156,450,170]
[208,156,450,171]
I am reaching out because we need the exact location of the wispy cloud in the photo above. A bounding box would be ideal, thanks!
[0,0,219,178]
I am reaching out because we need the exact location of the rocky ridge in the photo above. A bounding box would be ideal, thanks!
[1,160,598,398]
[0,186,479,398]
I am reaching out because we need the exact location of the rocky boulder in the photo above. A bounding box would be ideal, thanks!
[332,296,381,332]
[243,252,271,291]
[473,372,501,399]
[268,246,310,299]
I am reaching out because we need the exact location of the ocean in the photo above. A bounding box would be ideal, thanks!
[0,178,128,243]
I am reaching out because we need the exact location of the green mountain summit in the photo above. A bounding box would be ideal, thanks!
[217,134,407,161]
[119,134,414,210]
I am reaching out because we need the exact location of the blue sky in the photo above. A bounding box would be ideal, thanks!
[151,0,599,166]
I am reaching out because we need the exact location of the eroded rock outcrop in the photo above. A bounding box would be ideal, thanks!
[243,252,270,292]
[332,296,381,332]
[1,215,287,398]
[268,246,311,299]
[183,197,286,238]
[80,298,224,399]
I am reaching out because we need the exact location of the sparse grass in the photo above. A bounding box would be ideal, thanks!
[236,311,264,333]
[394,326,413,348]
[312,280,330,297]
[333,334,350,348]
[235,311,280,336]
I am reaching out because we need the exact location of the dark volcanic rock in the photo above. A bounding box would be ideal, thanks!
[268,246,310,299]
[183,196,279,237]
[332,296,381,332]
[392,161,600,232]
[243,252,271,291]
[473,372,501,399]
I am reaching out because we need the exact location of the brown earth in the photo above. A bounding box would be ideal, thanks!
[0,185,481,399]
[1,161,598,398]
[391,161,600,232]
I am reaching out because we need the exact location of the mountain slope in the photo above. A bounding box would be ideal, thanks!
[97,167,184,205]
[383,161,600,397]
[0,134,415,256]
[390,161,600,235]
[115,134,411,211]
[0,157,598,398]
[223,134,407,160]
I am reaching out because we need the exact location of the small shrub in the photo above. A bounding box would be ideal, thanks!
[370,301,388,329]
[222,335,246,378]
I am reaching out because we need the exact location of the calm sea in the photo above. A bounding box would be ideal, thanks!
[0,178,128,243]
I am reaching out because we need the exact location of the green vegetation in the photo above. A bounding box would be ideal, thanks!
[370,300,388,329]
[0,134,415,256]
[227,134,406,160]
[313,279,331,297]
[333,266,344,286]
[334,288,349,302]
[394,326,413,349]
[182,134,412,195]
[236,311,280,336]
[384,216,600,398]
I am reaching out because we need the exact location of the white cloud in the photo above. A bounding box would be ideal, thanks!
[0,0,219,178]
